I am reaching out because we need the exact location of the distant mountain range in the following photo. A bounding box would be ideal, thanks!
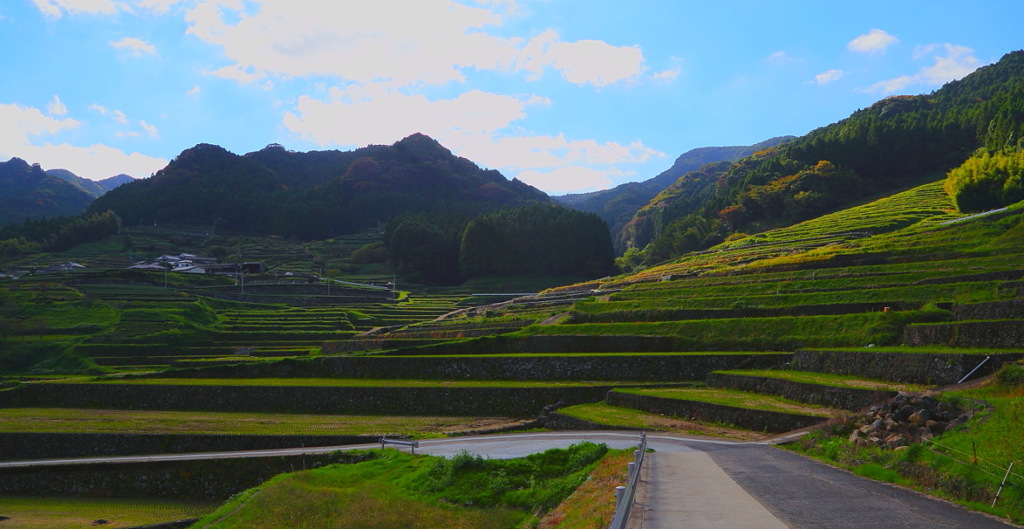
[46,169,135,199]
[555,136,795,251]
[0,158,134,225]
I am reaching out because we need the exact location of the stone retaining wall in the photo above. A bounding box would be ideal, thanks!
[903,320,1024,348]
[155,353,793,382]
[0,384,612,417]
[605,391,826,433]
[954,300,1024,321]
[0,433,377,462]
[542,412,635,431]
[0,452,370,500]
[706,373,893,410]
[791,350,1022,385]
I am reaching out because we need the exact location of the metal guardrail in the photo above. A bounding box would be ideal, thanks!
[380,437,420,454]
[609,432,647,529]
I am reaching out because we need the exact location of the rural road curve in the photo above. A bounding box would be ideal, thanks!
[2,431,1019,528]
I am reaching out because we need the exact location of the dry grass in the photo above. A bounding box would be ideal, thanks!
[537,450,631,529]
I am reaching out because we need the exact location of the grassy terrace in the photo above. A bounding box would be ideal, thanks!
[367,351,781,358]
[37,377,661,388]
[613,253,1024,296]
[711,369,929,392]
[517,310,950,348]
[605,278,1013,304]
[555,402,765,440]
[611,387,836,417]
[0,408,521,436]
[0,496,218,529]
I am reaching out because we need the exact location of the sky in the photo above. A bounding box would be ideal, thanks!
[1,1,1022,195]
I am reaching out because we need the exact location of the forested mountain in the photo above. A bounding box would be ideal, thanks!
[556,137,794,251]
[89,134,550,239]
[0,158,95,225]
[627,49,1024,264]
[48,169,134,198]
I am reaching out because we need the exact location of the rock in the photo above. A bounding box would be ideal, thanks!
[909,409,932,426]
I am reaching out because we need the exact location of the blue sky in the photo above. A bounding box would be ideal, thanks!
[2,1,1021,194]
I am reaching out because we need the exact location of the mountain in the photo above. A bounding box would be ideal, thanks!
[47,169,135,199]
[0,158,96,225]
[89,133,550,239]
[556,137,795,252]
[627,49,1024,264]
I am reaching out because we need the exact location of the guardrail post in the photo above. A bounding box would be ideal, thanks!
[609,432,648,529]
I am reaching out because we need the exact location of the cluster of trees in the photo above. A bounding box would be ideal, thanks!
[945,149,1024,212]
[0,211,121,262]
[385,204,615,285]
[622,50,1024,265]
[89,134,549,240]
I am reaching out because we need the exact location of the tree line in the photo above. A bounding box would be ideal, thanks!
[0,211,121,263]
[385,204,615,285]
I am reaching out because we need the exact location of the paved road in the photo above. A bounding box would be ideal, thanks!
[3,431,1019,528]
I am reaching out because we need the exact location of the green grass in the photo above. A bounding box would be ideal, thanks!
[0,408,523,436]
[554,402,759,439]
[519,308,954,349]
[0,496,217,529]
[712,369,929,392]
[192,443,611,529]
[612,387,835,417]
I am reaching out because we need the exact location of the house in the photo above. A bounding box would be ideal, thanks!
[128,262,168,271]
[38,262,86,274]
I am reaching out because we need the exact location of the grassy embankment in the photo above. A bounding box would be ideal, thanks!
[190,442,615,529]
[789,365,1024,524]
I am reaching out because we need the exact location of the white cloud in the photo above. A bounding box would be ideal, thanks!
[0,102,166,180]
[515,166,627,194]
[848,29,899,54]
[652,68,680,82]
[47,95,68,116]
[518,32,644,87]
[110,37,158,57]
[139,120,159,139]
[31,0,119,18]
[17,142,167,180]
[918,44,981,84]
[862,44,982,95]
[766,51,799,65]
[0,103,80,147]
[283,85,662,194]
[133,0,188,14]
[112,109,129,125]
[813,69,844,85]
[284,84,535,148]
[186,85,201,95]
[183,0,643,88]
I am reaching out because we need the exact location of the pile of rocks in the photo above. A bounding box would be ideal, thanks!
[848,393,972,449]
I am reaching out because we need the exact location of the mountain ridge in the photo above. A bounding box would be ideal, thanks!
[88,133,551,240]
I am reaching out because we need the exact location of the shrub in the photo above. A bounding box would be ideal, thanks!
[945,149,1024,212]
